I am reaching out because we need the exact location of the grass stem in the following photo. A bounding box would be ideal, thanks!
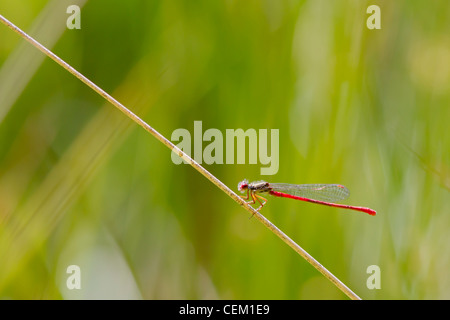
[0,14,361,300]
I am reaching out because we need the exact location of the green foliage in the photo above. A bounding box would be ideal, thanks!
[0,0,449,299]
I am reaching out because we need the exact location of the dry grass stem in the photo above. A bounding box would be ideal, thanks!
[0,14,361,300]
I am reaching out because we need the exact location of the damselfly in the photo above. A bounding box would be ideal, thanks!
[238,179,376,216]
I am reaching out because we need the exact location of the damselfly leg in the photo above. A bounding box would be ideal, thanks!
[240,189,267,212]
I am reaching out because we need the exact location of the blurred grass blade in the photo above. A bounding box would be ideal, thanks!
[0,0,87,125]
[0,61,159,291]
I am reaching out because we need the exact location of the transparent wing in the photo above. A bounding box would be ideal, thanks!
[268,183,350,203]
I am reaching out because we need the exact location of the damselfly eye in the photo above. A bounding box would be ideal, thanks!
[238,179,249,192]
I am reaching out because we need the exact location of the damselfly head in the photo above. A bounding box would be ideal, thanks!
[238,179,249,193]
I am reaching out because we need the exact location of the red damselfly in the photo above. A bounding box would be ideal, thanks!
[238,179,376,216]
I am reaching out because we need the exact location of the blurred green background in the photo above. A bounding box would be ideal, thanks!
[0,0,449,299]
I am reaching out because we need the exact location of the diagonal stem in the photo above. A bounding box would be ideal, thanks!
[0,14,361,300]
